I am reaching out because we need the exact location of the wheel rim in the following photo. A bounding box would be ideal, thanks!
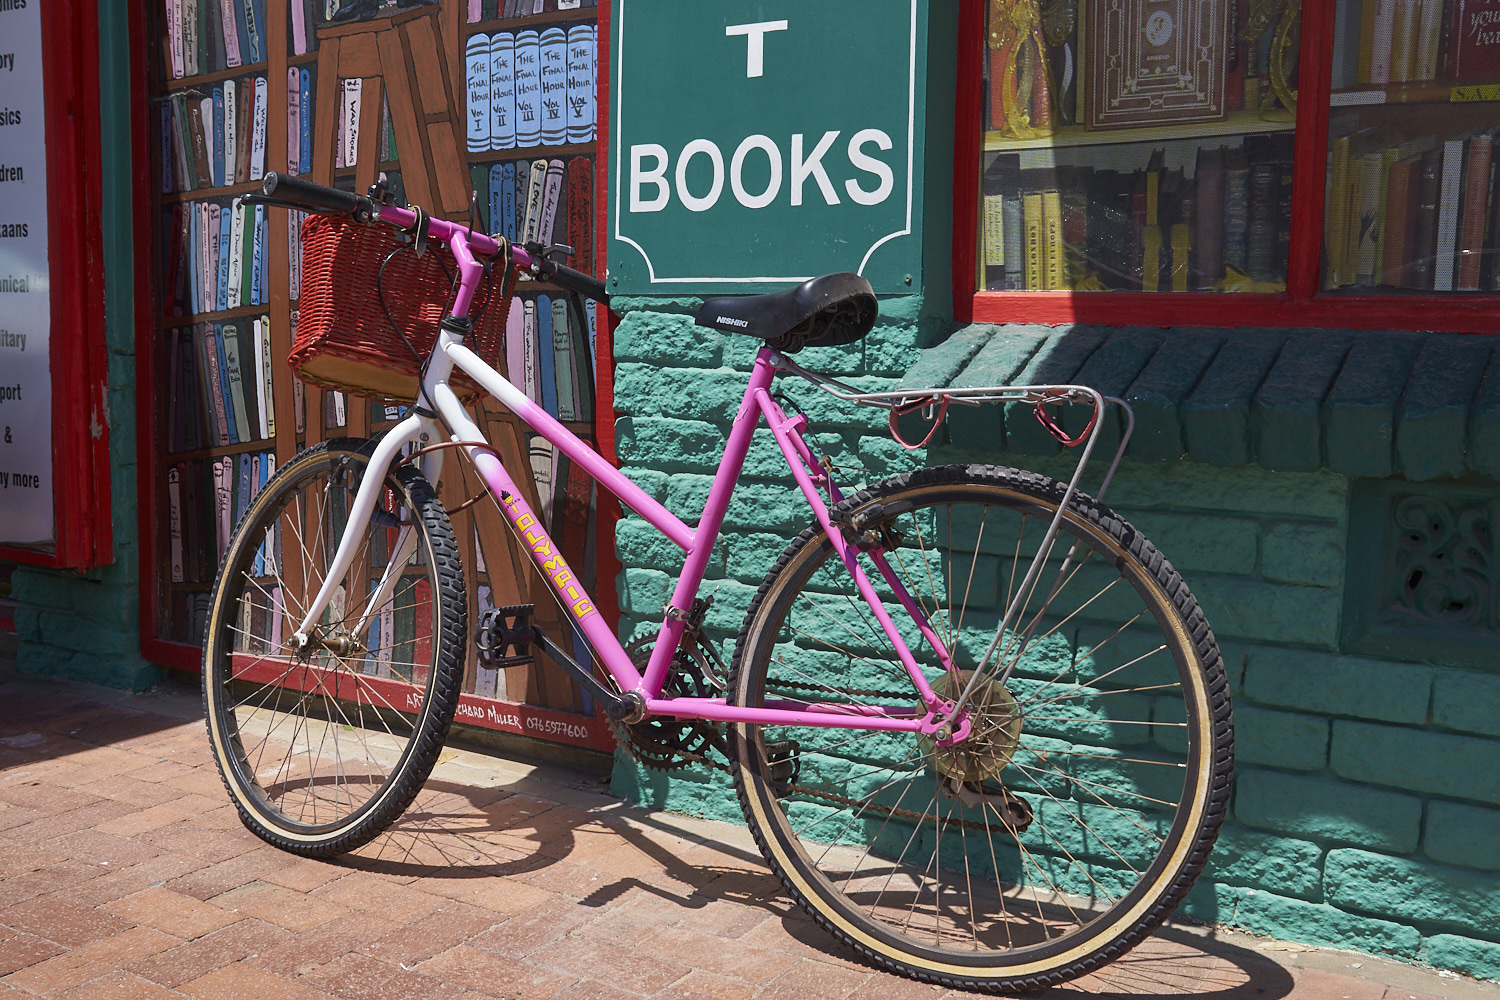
[732,479,1221,975]
[205,451,444,838]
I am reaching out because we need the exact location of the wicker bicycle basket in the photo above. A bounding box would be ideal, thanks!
[290,213,515,402]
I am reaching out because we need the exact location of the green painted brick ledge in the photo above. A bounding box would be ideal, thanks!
[906,324,1500,481]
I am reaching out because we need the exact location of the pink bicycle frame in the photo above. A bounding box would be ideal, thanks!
[289,203,962,739]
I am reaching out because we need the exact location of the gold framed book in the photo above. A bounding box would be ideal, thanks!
[1085,0,1228,130]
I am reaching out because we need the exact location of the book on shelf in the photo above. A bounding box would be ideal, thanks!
[980,158,1009,290]
[565,157,592,274]
[160,0,266,80]
[515,30,542,147]
[522,157,547,245]
[523,297,539,401]
[565,25,595,144]
[289,0,318,56]
[337,78,362,170]
[1041,189,1066,290]
[1194,146,1226,289]
[506,296,524,384]
[162,76,268,192]
[1023,192,1045,291]
[1448,0,1500,79]
[539,158,564,246]
[1085,0,1228,130]
[552,297,575,420]
[491,32,516,149]
[537,294,559,417]
[286,68,301,175]
[466,33,492,153]
[464,25,594,150]
[539,27,568,146]
[1382,151,1424,286]
[1435,132,1471,290]
[1457,130,1496,289]
[299,69,313,175]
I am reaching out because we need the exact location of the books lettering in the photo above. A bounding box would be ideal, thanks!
[515,29,542,147]
[523,157,547,244]
[300,69,313,174]
[340,78,362,169]
[287,68,300,175]
[566,25,595,143]
[250,76,267,180]
[539,27,568,146]
[539,158,564,246]
[492,32,516,149]
[466,33,492,152]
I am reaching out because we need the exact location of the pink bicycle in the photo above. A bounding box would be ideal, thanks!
[202,173,1233,993]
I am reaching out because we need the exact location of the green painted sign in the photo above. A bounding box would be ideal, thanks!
[608,0,926,295]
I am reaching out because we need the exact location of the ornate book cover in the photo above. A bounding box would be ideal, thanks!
[1085,0,1227,130]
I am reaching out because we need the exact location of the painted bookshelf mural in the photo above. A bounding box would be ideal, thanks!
[977,0,1300,292]
[148,0,610,750]
[1322,0,1500,292]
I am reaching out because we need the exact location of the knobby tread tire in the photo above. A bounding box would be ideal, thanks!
[725,464,1234,993]
[202,438,467,857]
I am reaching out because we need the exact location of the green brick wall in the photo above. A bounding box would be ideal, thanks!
[8,4,159,692]
[609,303,1500,982]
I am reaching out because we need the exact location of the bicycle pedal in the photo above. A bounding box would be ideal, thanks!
[476,604,537,668]
[763,739,800,796]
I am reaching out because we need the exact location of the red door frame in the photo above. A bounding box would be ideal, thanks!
[951,0,1500,335]
[0,0,114,571]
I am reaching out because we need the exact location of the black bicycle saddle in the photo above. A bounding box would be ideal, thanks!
[695,273,878,353]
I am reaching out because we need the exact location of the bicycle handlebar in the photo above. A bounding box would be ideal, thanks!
[254,172,609,305]
[534,256,609,304]
[260,172,372,218]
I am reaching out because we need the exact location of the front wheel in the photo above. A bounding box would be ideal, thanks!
[728,465,1233,992]
[202,438,466,856]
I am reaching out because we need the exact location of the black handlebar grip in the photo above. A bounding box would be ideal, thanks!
[261,172,364,216]
[542,260,609,305]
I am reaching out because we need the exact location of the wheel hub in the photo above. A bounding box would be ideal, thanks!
[921,670,1022,783]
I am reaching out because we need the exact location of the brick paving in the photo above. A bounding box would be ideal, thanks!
[0,661,1494,1000]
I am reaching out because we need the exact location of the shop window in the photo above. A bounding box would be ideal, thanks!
[956,0,1500,331]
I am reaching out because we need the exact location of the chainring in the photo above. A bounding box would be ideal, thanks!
[610,639,725,772]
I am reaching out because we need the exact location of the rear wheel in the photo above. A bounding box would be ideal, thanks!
[728,465,1233,992]
[202,438,466,856]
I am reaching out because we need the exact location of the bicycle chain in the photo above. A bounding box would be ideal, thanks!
[614,686,1019,835]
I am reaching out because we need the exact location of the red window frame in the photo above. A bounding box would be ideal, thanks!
[951,0,1500,335]
[0,0,114,571]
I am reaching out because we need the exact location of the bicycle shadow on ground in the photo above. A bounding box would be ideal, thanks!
[330,775,595,880]
[571,811,1298,1000]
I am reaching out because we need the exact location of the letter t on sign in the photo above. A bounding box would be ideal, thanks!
[725,20,788,78]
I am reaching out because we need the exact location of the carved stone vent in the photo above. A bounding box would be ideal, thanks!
[1347,480,1500,668]
[1384,495,1498,631]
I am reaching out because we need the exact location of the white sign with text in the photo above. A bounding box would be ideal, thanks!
[0,0,54,544]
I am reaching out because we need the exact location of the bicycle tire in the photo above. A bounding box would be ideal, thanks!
[202,438,466,856]
[727,464,1233,992]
